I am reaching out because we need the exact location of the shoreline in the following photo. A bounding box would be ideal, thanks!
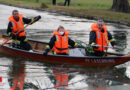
[0,3,130,26]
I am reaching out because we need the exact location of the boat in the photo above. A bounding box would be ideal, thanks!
[0,34,130,67]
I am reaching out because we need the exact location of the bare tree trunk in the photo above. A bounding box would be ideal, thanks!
[111,0,129,12]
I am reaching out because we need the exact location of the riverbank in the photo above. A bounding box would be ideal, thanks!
[0,0,130,26]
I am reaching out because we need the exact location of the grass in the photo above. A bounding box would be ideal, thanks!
[49,6,130,22]
[66,0,112,10]
[0,0,130,23]
[0,0,40,7]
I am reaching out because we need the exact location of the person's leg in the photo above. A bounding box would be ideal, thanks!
[20,42,32,50]
[95,51,105,56]
[52,0,56,5]
[54,0,56,5]
[9,41,16,48]
[18,36,32,50]
[68,0,70,6]
[64,0,67,6]
[9,39,21,48]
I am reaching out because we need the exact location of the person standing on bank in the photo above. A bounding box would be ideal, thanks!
[89,20,116,56]
[52,0,56,5]
[64,0,71,6]
[7,10,41,51]
[43,25,78,56]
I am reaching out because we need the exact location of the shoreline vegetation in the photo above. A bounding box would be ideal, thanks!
[0,0,130,26]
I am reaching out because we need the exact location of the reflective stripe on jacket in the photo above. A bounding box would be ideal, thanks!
[91,23,108,51]
[9,14,25,37]
[52,30,69,54]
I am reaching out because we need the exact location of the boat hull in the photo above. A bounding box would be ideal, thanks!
[0,44,130,67]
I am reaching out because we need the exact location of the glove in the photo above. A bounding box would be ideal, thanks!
[90,43,98,49]
[34,15,41,22]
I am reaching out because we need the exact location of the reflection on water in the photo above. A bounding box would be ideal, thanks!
[113,31,127,52]
[0,59,129,90]
[8,60,26,89]
[0,4,130,90]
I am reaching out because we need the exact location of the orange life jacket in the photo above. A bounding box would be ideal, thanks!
[9,14,25,37]
[53,30,69,54]
[91,23,108,51]
[10,63,25,90]
[10,78,24,90]
[53,70,68,88]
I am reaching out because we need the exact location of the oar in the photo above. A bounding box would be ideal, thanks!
[75,40,123,50]
[91,45,114,48]
[91,44,123,50]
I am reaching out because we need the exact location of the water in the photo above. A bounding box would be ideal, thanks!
[0,4,130,90]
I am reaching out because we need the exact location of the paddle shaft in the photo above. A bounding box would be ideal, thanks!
[92,45,113,48]
[91,44,124,50]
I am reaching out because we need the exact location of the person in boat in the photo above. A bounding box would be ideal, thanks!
[43,25,78,55]
[7,10,41,51]
[89,20,116,56]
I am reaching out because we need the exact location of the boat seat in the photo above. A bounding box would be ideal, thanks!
[35,43,45,50]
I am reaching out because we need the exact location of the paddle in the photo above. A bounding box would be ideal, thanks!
[91,44,114,48]
[91,44,124,50]
[1,16,41,46]
[75,40,123,50]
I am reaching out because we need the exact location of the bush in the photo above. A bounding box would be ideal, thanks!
[40,2,48,8]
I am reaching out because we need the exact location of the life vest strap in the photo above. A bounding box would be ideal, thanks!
[56,47,68,50]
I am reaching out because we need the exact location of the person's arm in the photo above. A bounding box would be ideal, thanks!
[68,37,77,48]
[89,31,96,45]
[43,36,56,55]
[22,17,32,24]
[7,22,18,39]
[22,15,41,24]
[89,31,99,49]
[7,22,13,36]
[107,31,116,46]
[48,36,56,49]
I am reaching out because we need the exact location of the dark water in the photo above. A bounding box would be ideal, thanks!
[0,4,130,90]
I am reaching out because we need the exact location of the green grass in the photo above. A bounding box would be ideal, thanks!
[0,0,40,7]
[0,0,129,9]
[0,0,130,22]
[68,0,112,9]
[1,0,113,9]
